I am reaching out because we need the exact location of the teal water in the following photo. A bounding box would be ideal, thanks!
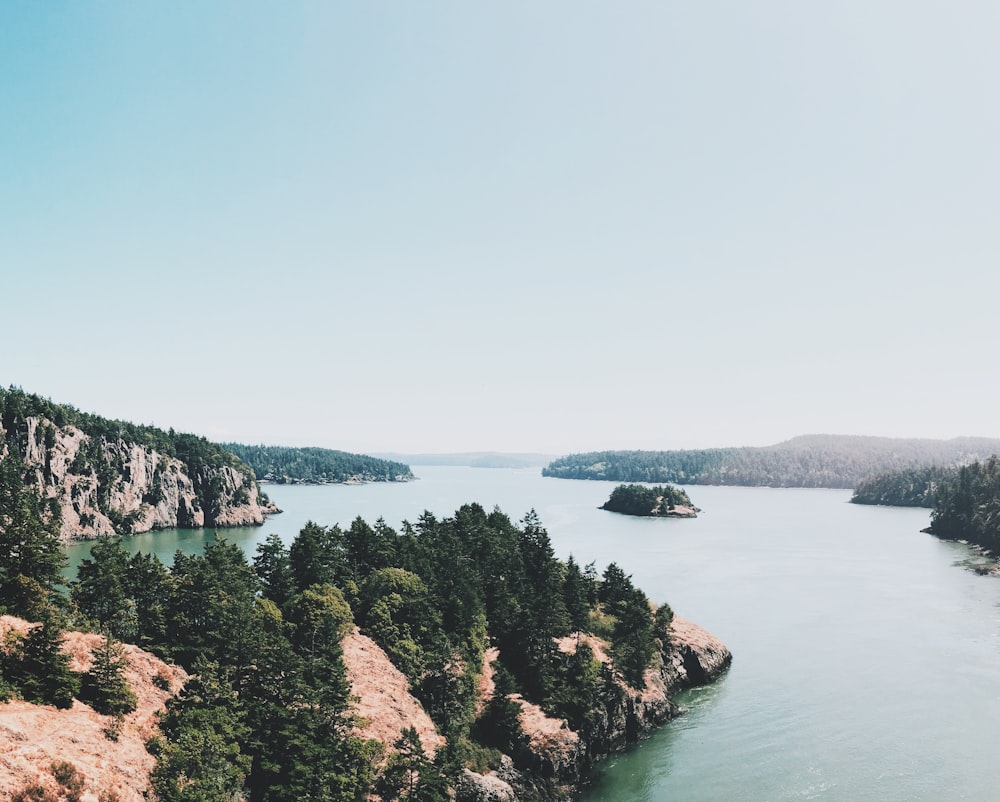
[64,467,1000,800]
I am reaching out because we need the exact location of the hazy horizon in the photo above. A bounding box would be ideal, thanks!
[5,3,998,454]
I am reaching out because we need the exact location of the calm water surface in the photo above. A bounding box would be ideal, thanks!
[64,467,1000,800]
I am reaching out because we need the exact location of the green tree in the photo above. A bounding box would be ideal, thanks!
[150,659,250,802]
[344,516,398,580]
[253,534,295,610]
[471,665,523,756]
[547,642,601,731]
[562,555,592,633]
[71,538,136,640]
[79,634,137,716]
[289,522,347,593]
[127,551,172,649]
[376,727,447,802]
[358,568,442,682]
[0,447,66,617]
[9,613,80,709]
[165,540,260,669]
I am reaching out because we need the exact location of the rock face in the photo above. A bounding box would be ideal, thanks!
[14,415,276,541]
[458,617,731,802]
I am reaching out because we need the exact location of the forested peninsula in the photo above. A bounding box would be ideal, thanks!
[601,484,699,518]
[850,466,953,508]
[221,443,413,484]
[544,435,1000,489]
[0,439,732,801]
[848,458,1000,570]
[0,387,274,540]
[924,458,1000,554]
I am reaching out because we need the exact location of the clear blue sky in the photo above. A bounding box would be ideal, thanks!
[3,2,998,454]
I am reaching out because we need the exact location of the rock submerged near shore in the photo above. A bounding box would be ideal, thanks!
[455,616,731,802]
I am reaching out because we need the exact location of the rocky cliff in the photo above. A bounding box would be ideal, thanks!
[458,616,732,802]
[1,388,276,540]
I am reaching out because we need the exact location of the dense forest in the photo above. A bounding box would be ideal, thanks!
[925,458,1000,553]
[600,484,698,517]
[222,443,413,484]
[850,466,954,507]
[0,412,675,800]
[544,435,1000,489]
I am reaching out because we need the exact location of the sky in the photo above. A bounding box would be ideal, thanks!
[3,1,999,455]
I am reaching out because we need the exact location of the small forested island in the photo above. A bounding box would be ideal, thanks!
[0,434,731,801]
[221,443,413,484]
[544,435,1000,488]
[601,483,699,518]
[0,386,274,540]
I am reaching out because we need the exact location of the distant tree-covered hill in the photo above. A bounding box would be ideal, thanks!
[374,452,556,468]
[850,466,955,507]
[221,443,413,484]
[543,435,1000,489]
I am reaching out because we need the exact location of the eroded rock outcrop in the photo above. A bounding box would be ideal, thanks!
[14,414,276,541]
[458,616,731,802]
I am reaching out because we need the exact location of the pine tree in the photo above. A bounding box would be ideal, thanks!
[150,659,250,802]
[71,538,135,640]
[80,634,137,716]
[9,613,80,709]
[253,534,295,610]
[0,446,66,617]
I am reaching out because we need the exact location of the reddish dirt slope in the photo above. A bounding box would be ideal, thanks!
[0,616,187,802]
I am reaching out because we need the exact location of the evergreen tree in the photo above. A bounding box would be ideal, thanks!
[471,665,524,756]
[9,613,80,709]
[150,659,250,802]
[80,634,137,716]
[376,727,447,802]
[71,538,135,640]
[0,447,65,617]
[127,551,172,649]
[562,555,591,633]
[253,534,295,610]
[289,522,347,593]
[343,516,398,580]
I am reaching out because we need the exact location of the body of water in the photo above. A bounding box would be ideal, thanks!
[64,467,1000,800]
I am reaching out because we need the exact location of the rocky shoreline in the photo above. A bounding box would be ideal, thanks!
[455,616,732,801]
